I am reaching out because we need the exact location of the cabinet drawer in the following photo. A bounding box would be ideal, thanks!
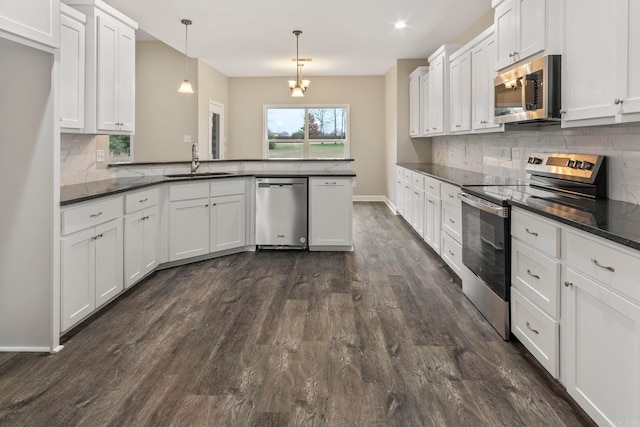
[511,239,560,318]
[62,196,123,236]
[441,231,464,277]
[125,187,159,214]
[440,182,461,208]
[412,172,425,190]
[169,182,209,201]
[424,176,441,198]
[403,168,412,183]
[441,202,462,243]
[210,179,246,197]
[511,288,559,378]
[511,208,560,258]
[396,167,404,181]
[566,231,640,304]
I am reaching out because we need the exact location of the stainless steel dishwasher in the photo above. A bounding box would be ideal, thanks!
[255,177,308,249]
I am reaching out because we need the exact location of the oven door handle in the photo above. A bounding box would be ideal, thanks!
[458,192,508,218]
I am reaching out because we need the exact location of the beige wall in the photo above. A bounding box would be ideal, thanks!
[228,76,386,197]
[197,61,229,160]
[134,41,198,162]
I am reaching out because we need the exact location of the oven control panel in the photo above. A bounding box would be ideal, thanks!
[525,153,604,183]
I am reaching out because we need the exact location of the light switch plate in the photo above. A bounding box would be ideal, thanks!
[96,149,105,163]
[184,135,192,143]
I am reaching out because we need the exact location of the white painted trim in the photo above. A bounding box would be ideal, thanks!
[208,100,224,160]
[0,347,52,353]
[384,197,399,215]
[352,195,386,202]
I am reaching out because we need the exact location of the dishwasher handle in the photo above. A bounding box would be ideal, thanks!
[458,192,508,218]
[258,183,301,188]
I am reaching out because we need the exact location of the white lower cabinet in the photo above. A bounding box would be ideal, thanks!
[564,268,640,427]
[309,177,353,249]
[424,194,441,254]
[169,198,210,262]
[124,207,157,288]
[210,194,245,252]
[61,217,123,331]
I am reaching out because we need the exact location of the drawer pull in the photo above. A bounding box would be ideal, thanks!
[525,228,538,236]
[448,194,454,198]
[591,259,615,272]
[526,269,540,280]
[448,250,455,257]
[564,281,573,287]
[326,182,337,185]
[526,321,539,335]
[139,198,148,203]
[449,218,455,224]
[89,211,103,218]
[429,185,434,189]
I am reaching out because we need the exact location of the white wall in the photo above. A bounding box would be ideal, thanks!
[385,64,398,206]
[228,76,386,197]
[0,39,57,351]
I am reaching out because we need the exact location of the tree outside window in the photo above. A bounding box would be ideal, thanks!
[265,105,349,159]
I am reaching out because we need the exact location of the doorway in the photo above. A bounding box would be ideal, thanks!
[209,101,224,159]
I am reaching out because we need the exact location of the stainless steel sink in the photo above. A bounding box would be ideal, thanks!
[164,172,233,179]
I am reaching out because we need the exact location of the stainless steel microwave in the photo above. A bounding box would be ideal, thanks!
[494,55,561,124]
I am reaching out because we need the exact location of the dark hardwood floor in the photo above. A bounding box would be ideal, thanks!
[0,202,595,426]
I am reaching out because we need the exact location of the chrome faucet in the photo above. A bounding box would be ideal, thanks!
[191,141,200,173]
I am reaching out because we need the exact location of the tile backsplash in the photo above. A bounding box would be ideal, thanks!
[433,125,640,204]
[61,134,115,186]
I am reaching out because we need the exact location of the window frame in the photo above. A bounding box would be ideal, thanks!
[263,104,350,159]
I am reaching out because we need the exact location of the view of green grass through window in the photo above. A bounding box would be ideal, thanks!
[266,106,349,159]
[109,135,131,163]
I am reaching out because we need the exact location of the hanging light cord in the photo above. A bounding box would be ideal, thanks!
[182,19,192,80]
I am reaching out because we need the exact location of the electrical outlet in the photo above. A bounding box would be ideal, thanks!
[184,135,192,143]
[96,149,105,163]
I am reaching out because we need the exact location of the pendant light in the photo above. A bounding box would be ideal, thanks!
[178,19,194,94]
[288,30,310,97]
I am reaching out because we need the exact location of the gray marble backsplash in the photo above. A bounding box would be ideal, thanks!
[60,134,115,186]
[432,125,640,204]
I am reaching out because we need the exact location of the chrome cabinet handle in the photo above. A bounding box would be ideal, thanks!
[564,281,573,287]
[527,269,540,280]
[614,99,624,105]
[139,198,148,203]
[526,321,539,335]
[525,228,538,236]
[591,259,615,272]
[448,250,455,256]
[449,218,455,224]
[428,200,434,204]
[90,211,103,218]
[448,194,454,198]
[91,233,104,241]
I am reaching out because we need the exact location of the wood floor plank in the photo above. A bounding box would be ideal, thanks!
[0,202,597,427]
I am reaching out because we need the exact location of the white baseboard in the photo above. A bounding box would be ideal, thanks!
[352,195,399,215]
[0,346,51,353]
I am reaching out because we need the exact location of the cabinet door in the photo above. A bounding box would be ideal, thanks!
[310,179,353,247]
[210,194,245,252]
[409,71,420,136]
[449,57,462,132]
[60,11,85,130]
[0,0,59,48]
[425,196,441,254]
[169,198,210,261]
[395,178,404,216]
[428,55,445,134]
[124,210,144,288]
[96,14,119,131]
[563,0,622,123]
[142,207,158,274]
[61,228,95,331]
[450,51,471,132]
[95,218,123,308]
[117,23,135,132]
[421,71,430,135]
[411,188,424,237]
[564,268,640,426]
[622,0,640,116]
[494,0,516,69]
[516,0,545,62]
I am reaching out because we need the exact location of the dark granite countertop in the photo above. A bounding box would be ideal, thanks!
[397,162,640,251]
[61,170,356,206]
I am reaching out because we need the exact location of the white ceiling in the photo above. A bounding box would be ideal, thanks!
[104,0,493,78]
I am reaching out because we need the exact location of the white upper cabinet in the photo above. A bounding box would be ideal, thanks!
[449,50,472,133]
[65,0,137,134]
[563,0,640,127]
[493,0,560,70]
[471,28,503,132]
[409,66,429,138]
[428,45,459,136]
[0,0,59,49]
[60,4,86,130]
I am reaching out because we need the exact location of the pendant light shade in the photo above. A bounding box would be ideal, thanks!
[178,19,194,94]
[289,30,310,97]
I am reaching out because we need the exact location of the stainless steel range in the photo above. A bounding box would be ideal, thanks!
[458,153,607,339]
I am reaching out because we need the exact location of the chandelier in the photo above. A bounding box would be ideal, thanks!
[288,30,310,97]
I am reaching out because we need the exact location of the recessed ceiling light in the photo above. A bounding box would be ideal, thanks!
[394,21,407,29]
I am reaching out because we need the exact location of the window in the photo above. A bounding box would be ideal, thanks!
[265,105,349,159]
[109,135,131,163]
